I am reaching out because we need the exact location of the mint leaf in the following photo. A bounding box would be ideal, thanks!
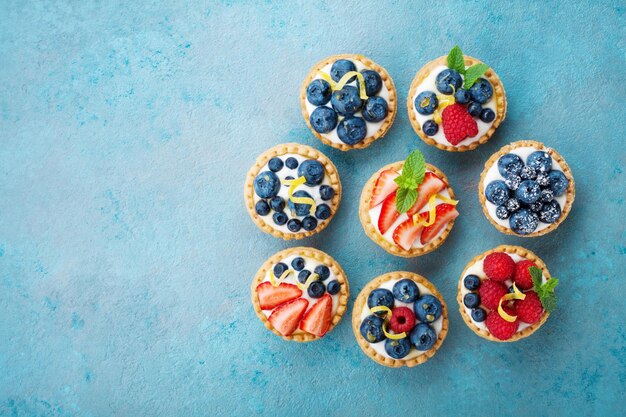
[463,63,489,89]
[543,278,559,292]
[447,45,465,74]
[541,293,557,313]
[529,266,543,291]
[394,175,417,190]
[396,187,418,214]
[402,149,426,185]
[529,265,559,312]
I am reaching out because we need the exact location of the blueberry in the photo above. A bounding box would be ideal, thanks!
[255,200,270,216]
[287,218,302,232]
[392,279,420,303]
[284,175,294,184]
[495,205,510,220]
[414,295,442,323]
[422,120,439,136]
[530,201,544,212]
[273,211,288,226]
[516,180,542,204]
[539,200,561,223]
[360,315,385,343]
[298,160,325,186]
[410,323,437,351]
[520,166,537,180]
[306,79,332,106]
[269,196,285,212]
[454,88,470,104]
[527,151,553,173]
[314,265,330,281]
[298,269,311,284]
[480,108,496,123]
[540,188,554,203]
[505,198,521,213]
[331,86,363,116]
[463,293,481,309]
[360,69,382,96]
[254,171,280,199]
[509,208,539,235]
[471,308,487,322]
[302,216,318,231]
[309,107,338,133]
[497,153,524,177]
[485,180,510,205]
[285,157,299,169]
[330,59,357,82]
[469,78,493,104]
[435,69,463,94]
[385,337,412,359]
[468,101,482,117]
[536,174,550,187]
[414,91,438,115]
[505,175,522,191]
[268,157,284,172]
[288,191,313,216]
[463,275,481,291]
[319,185,335,201]
[291,257,305,271]
[307,281,326,298]
[362,96,388,122]
[273,262,288,277]
[327,280,341,295]
[367,288,394,316]
[548,170,569,196]
[337,116,367,145]
[315,204,331,220]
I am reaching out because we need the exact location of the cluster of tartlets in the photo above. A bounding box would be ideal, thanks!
[243,47,574,367]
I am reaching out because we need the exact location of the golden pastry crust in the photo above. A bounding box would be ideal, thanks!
[300,54,397,151]
[352,271,448,367]
[407,55,507,152]
[478,140,575,237]
[359,161,456,257]
[250,247,349,342]
[244,143,342,240]
[457,245,552,342]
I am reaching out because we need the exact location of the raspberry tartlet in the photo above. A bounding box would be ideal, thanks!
[479,140,575,236]
[359,149,459,257]
[352,271,448,367]
[457,245,559,342]
[244,143,342,239]
[251,247,349,342]
[301,54,397,150]
[408,45,506,152]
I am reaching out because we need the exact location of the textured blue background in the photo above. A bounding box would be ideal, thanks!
[1,1,625,416]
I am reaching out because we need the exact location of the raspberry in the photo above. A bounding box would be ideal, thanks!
[483,252,515,281]
[479,279,508,310]
[485,306,519,341]
[441,103,478,145]
[514,260,537,290]
[515,291,544,324]
[389,307,416,333]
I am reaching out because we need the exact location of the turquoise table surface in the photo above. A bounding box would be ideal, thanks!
[1,1,625,416]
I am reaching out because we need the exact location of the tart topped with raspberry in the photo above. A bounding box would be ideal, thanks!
[408,45,506,152]
[244,143,342,239]
[457,245,559,342]
[301,54,397,150]
[359,149,459,257]
[251,247,349,342]
[480,140,575,236]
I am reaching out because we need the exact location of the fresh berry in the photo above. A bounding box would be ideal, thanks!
[407,172,447,216]
[480,108,495,123]
[389,307,416,333]
[299,294,332,337]
[520,165,537,180]
[505,198,521,212]
[483,252,515,281]
[495,205,510,220]
[536,173,550,187]
[330,59,356,82]
[392,278,420,303]
[256,282,303,310]
[468,101,482,117]
[509,208,539,235]
[255,200,270,216]
[498,153,524,177]
[337,116,367,145]
[291,257,305,271]
[516,180,541,204]
[505,175,522,191]
[441,103,479,145]
[410,323,437,350]
[269,196,285,212]
[548,170,569,196]
[315,204,331,220]
[377,191,400,234]
[469,78,493,104]
[385,337,412,359]
[360,315,385,343]
[288,190,314,216]
[297,160,325,186]
[539,200,561,223]
[367,288,394,315]
[306,79,332,106]
[285,157,299,169]
[273,262,289,277]
[527,151,552,173]
[529,201,544,212]
[319,185,335,201]
[479,279,508,310]
[454,88,470,104]
[420,203,459,244]
[471,308,487,322]
[392,214,427,251]
[463,275,481,291]
[362,96,388,122]
[314,265,330,281]
[268,157,284,172]
[463,293,481,309]
[287,218,302,232]
[273,212,288,225]
[360,69,382,96]
[302,216,318,231]
[485,306,519,340]
[307,280,325,298]
[310,107,338,133]
[331,85,363,116]
[297,269,311,284]
[268,298,309,336]
[327,280,341,295]
[415,91,438,115]
[422,120,439,136]
[513,260,537,290]
[369,169,399,208]
[485,180,510,205]
[435,69,463,94]
[540,189,554,203]
[284,175,294,183]
[515,291,543,324]
[414,295,442,323]
[254,171,280,198]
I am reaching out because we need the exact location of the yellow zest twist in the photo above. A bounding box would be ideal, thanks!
[413,194,459,226]
[269,269,293,287]
[369,305,407,340]
[283,175,316,215]
[497,283,526,323]
[318,71,368,100]
[296,273,320,290]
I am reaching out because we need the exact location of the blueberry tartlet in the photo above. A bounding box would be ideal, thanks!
[457,245,559,342]
[479,140,575,237]
[301,54,397,150]
[352,271,448,367]
[408,45,506,152]
[359,149,458,257]
[244,143,342,239]
[251,247,349,342]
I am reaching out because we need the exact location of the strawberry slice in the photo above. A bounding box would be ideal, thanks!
[406,172,447,216]
[392,213,428,251]
[256,282,302,310]
[299,294,332,337]
[369,169,399,208]
[268,298,309,336]
[377,191,400,234]
[420,203,459,244]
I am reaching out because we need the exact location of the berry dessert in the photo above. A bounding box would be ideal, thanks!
[251,247,349,342]
[479,140,575,236]
[301,54,397,150]
[359,149,459,257]
[244,143,342,239]
[457,245,559,342]
[408,45,506,152]
[352,271,448,367]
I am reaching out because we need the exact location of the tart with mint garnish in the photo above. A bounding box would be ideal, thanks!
[479,140,575,237]
[352,271,448,367]
[244,143,342,239]
[457,245,558,342]
[251,247,349,342]
[408,45,506,152]
[301,54,397,150]
[359,149,458,257]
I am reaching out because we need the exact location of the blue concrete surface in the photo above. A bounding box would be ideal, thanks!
[0,1,625,416]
